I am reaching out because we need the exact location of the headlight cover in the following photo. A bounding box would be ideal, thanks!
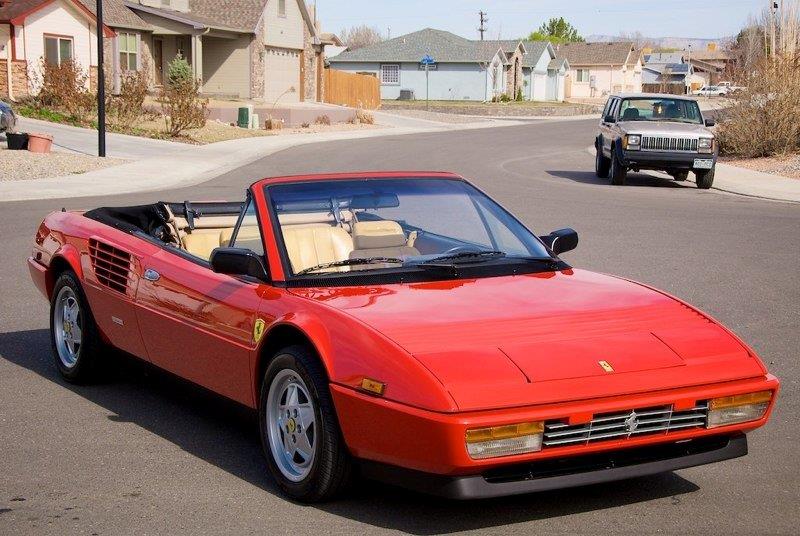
[624,134,641,150]
[466,421,543,459]
[707,391,772,428]
[698,137,714,153]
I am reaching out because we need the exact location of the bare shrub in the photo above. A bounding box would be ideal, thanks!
[115,71,148,125]
[35,59,94,120]
[314,114,331,125]
[158,56,207,136]
[717,55,800,157]
[265,117,283,130]
[355,107,374,124]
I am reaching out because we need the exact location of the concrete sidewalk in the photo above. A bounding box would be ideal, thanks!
[0,115,521,202]
[16,117,186,160]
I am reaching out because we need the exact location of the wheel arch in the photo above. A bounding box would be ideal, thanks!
[47,245,84,299]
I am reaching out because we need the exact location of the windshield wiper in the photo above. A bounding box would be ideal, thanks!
[295,257,404,276]
[421,250,507,265]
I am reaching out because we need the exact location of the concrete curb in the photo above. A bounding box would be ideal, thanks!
[0,119,524,203]
[583,146,800,204]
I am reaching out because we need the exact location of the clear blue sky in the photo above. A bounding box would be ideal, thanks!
[315,0,764,40]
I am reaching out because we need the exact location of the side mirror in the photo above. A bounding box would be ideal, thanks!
[705,118,716,127]
[210,247,269,282]
[604,115,616,124]
[539,228,579,255]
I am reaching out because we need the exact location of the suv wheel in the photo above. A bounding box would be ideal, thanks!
[609,146,627,186]
[595,144,610,178]
[695,167,715,189]
[671,170,689,182]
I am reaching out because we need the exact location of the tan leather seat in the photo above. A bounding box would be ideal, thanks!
[349,221,420,259]
[219,226,261,247]
[182,232,221,260]
[282,225,354,273]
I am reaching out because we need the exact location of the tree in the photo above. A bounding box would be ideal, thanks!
[339,25,384,50]
[527,17,584,44]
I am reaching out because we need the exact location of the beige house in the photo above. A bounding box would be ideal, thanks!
[556,41,642,98]
[1,0,328,102]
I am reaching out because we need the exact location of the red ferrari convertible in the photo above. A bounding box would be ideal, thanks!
[28,172,779,502]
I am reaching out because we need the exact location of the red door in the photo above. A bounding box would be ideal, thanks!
[134,249,265,406]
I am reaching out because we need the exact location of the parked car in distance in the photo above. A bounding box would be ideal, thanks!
[0,100,17,133]
[595,93,718,188]
[693,85,728,97]
[29,172,778,502]
[718,81,745,93]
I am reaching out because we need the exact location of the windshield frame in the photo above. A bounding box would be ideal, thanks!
[260,175,566,286]
[617,96,704,124]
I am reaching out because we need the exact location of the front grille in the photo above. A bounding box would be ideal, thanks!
[543,403,709,447]
[89,239,134,295]
[640,136,698,152]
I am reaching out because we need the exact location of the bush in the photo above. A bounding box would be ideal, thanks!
[355,107,375,124]
[717,56,800,157]
[314,114,331,125]
[106,71,148,127]
[158,56,207,136]
[515,87,524,102]
[35,59,94,120]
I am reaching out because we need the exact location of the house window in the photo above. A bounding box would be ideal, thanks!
[380,64,400,85]
[576,68,590,82]
[278,0,286,16]
[44,35,73,65]
[119,32,138,71]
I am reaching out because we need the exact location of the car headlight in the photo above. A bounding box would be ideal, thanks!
[466,421,543,459]
[624,134,641,150]
[698,137,714,153]
[707,391,772,428]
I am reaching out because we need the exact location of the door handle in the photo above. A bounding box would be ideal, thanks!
[143,268,160,282]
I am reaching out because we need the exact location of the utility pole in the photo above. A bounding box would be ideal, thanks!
[478,11,488,41]
[770,0,777,57]
[96,0,106,157]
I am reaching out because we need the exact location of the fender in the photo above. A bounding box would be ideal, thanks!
[51,243,84,280]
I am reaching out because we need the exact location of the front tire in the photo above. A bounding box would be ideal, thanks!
[695,167,715,189]
[610,145,627,186]
[50,271,106,383]
[259,345,352,502]
[595,143,610,178]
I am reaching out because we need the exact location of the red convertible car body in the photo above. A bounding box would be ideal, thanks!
[28,172,779,501]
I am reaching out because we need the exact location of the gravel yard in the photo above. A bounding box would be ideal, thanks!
[722,153,800,179]
[0,147,125,181]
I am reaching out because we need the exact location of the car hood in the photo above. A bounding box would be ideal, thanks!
[618,121,712,137]
[290,269,764,411]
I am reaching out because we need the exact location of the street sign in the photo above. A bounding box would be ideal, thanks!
[420,55,436,65]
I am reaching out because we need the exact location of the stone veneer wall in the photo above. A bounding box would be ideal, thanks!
[0,60,30,98]
[249,15,265,100]
[301,23,318,102]
[506,50,524,98]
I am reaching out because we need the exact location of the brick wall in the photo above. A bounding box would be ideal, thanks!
[0,60,30,98]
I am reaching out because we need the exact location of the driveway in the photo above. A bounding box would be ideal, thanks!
[15,117,186,160]
[0,119,797,535]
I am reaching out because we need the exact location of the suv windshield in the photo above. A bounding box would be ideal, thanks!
[618,97,703,124]
[266,178,553,278]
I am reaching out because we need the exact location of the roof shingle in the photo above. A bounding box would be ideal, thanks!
[555,41,635,66]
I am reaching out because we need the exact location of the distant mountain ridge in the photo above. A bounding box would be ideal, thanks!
[585,34,734,50]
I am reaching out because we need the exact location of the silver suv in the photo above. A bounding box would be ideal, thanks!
[594,93,717,188]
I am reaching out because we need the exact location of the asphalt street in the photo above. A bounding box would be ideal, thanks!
[1,119,798,535]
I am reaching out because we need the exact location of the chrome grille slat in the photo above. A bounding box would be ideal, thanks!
[543,403,709,447]
[640,135,699,152]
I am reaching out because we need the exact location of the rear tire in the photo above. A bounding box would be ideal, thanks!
[695,167,715,189]
[671,170,689,182]
[595,144,610,178]
[609,146,627,186]
[50,271,106,383]
[259,345,352,502]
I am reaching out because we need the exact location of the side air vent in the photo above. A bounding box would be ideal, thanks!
[89,239,133,294]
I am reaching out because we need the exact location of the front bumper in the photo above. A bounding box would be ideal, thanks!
[361,433,747,499]
[622,150,716,171]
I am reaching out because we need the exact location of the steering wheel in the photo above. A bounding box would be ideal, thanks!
[441,245,485,256]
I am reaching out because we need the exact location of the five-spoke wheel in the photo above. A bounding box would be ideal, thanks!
[266,370,317,482]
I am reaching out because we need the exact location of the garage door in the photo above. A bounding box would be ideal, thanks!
[264,47,300,103]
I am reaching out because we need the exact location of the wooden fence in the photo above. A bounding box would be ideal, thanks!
[642,83,687,95]
[324,69,381,109]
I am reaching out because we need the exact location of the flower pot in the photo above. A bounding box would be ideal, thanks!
[6,132,29,150]
[27,133,53,154]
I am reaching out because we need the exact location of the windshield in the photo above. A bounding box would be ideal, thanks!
[266,178,553,277]
[618,97,703,124]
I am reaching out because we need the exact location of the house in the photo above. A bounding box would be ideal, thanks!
[1,0,328,102]
[643,53,692,91]
[521,41,567,102]
[328,28,566,102]
[555,41,642,98]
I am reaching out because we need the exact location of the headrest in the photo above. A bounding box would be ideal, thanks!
[278,210,353,226]
[352,221,407,249]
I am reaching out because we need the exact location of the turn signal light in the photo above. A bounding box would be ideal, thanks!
[465,422,544,459]
[708,391,772,428]
[359,378,386,396]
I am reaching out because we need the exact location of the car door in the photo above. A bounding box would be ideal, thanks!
[134,196,269,406]
[601,97,619,156]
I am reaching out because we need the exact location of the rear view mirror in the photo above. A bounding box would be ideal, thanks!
[705,118,716,127]
[210,248,269,282]
[539,228,579,255]
[604,115,616,124]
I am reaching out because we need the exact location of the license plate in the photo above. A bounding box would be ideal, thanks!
[693,158,713,169]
